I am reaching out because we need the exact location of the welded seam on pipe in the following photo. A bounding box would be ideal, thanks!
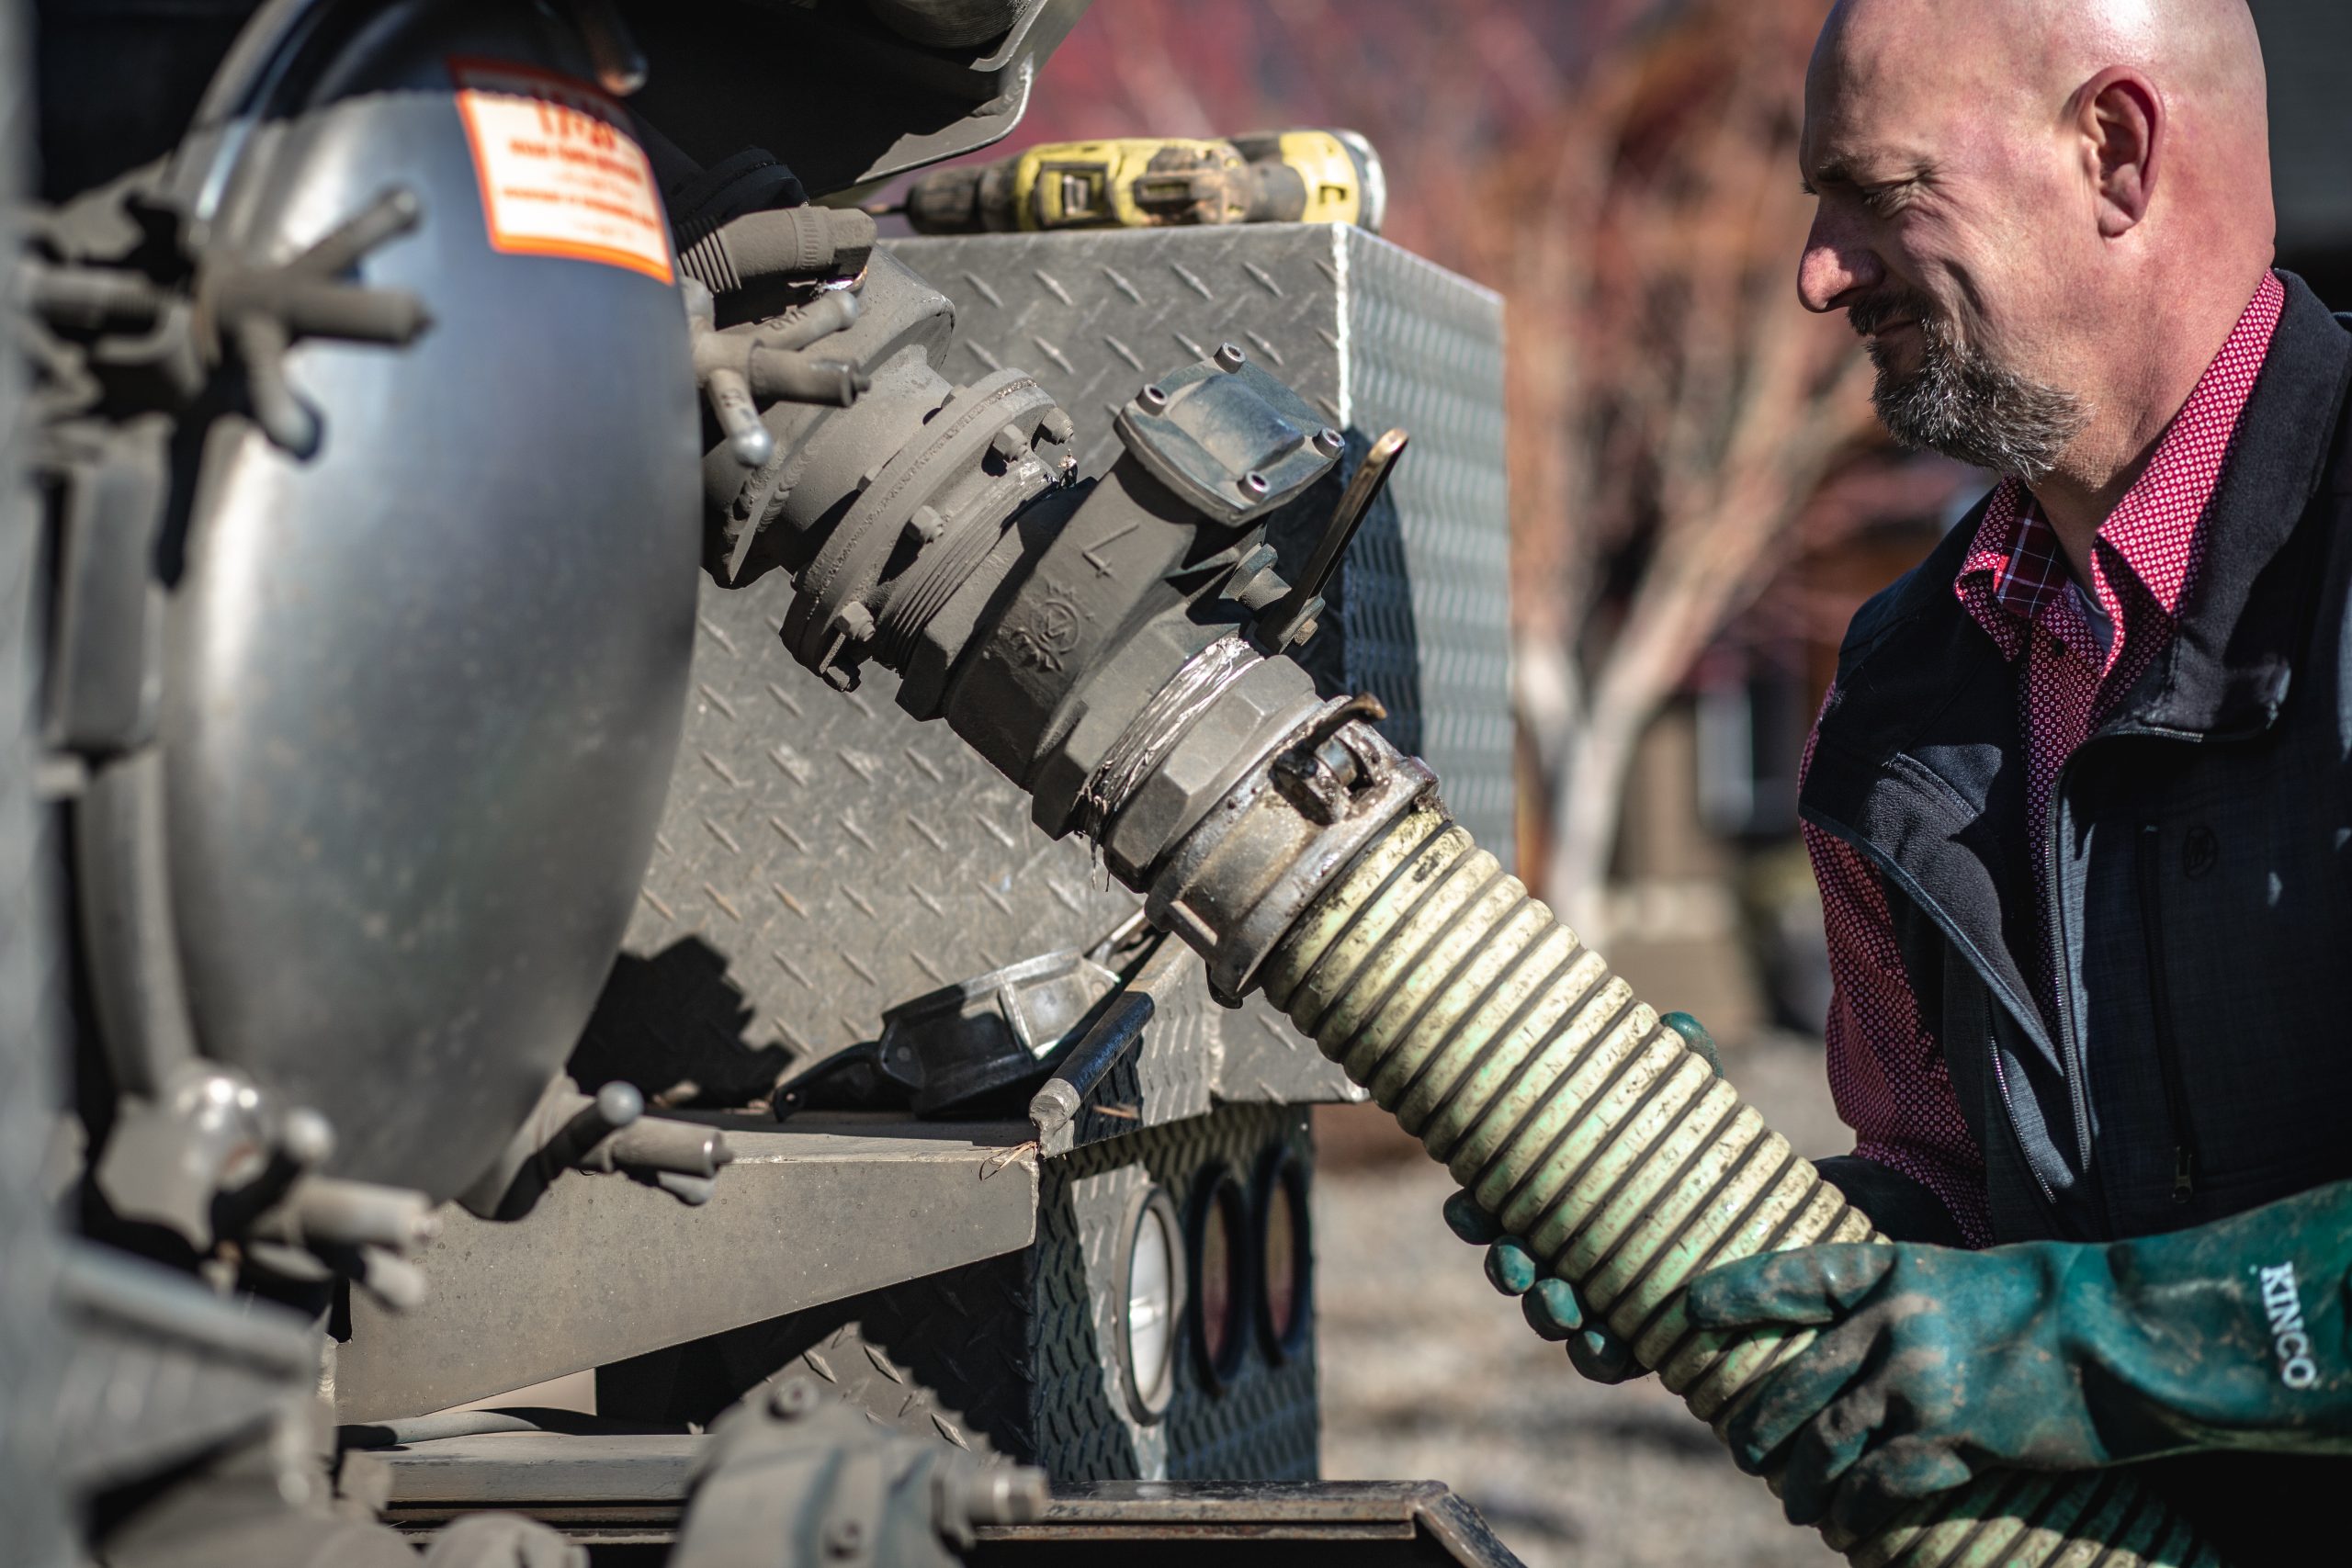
[1077,633,1261,847]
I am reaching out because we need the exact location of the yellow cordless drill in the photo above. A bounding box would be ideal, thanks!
[895,129,1386,234]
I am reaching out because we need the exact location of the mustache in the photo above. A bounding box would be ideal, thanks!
[1846,288,1939,338]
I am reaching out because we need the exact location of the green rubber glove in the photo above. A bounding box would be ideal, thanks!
[1440,1012,1723,1385]
[1685,1179,2352,1540]
[1443,1187,1646,1382]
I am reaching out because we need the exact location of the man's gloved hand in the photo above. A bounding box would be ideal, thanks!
[1441,1011,1723,1384]
[1683,1179,2352,1540]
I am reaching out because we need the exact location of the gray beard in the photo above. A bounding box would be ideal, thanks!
[1869,317,2086,482]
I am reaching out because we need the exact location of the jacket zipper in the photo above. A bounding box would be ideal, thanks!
[2135,824,2201,1201]
[1799,806,2064,1210]
[2042,764,2102,1226]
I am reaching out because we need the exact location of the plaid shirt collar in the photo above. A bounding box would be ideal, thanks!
[1955,271,2287,671]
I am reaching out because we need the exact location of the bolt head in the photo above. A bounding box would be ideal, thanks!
[278,1108,335,1167]
[1312,427,1344,457]
[1040,408,1076,444]
[768,1377,821,1419]
[1214,342,1247,372]
[990,423,1030,462]
[830,602,876,642]
[1137,384,1169,412]
[825,1516,865,1557]
[595,1080,645,1127]
[1239,471,1271,497]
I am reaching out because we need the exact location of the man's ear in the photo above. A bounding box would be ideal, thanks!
[2081,67,2162,237]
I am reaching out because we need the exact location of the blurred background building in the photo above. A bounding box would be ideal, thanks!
[869,6,2352,1562]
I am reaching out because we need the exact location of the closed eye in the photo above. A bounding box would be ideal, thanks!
[1863,175,1926,215]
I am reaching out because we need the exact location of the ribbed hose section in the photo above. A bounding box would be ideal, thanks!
[1258,805,2219,1568]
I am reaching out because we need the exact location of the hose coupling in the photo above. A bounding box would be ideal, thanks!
[1143,694,1434,1004]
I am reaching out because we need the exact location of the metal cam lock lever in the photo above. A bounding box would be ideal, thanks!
[1254,426,1408,650]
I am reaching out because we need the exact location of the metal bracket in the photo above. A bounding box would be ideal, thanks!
[1113,342,1341,526]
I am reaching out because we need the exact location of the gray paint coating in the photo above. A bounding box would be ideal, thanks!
[161,10,702,1196]
[594,225,1507,1115]
[334,1116,1039,1421]
[889,224,1514,863]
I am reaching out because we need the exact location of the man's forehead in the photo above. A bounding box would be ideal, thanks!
[1800,68,1938,183]
[1803,2,2014,179]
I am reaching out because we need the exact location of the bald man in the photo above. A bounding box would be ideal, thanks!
[1456,0,2352,1553]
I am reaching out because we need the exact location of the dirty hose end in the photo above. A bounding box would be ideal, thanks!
[1122,701,2221,1568]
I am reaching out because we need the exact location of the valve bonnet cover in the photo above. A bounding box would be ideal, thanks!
[159,8,700,1196]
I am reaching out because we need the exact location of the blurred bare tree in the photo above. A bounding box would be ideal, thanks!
[1478,0,1877,932]
[1006,0,1881,933]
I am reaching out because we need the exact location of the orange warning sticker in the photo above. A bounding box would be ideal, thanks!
[450,58,673,284]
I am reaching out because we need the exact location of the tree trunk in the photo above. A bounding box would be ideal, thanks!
[1543,669,1647,942]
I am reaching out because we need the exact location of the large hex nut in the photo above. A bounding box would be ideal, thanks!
[1024,618,1213,834]
[1100,656,1322,881]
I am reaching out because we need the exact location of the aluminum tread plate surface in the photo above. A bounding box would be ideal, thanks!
[889,224,1514,863]
[594,224,1507,1106]
[589,584,1136,1083]
[624,1106,1319,1482]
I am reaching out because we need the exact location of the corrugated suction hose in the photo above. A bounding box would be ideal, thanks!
[1257,802,2220,1568]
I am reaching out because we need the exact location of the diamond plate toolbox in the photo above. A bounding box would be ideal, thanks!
[586,222,1510,1089]
[893,224,1514,859]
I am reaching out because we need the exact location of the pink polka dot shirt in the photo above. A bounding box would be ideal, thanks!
[1802,273,2286,1247]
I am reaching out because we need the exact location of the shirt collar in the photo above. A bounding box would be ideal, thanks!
[1953,271,2286,667]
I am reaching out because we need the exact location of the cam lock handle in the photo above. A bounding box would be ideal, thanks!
[1254,426,1408,651]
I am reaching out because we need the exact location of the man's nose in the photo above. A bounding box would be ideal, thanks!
[1797,209,1883,313]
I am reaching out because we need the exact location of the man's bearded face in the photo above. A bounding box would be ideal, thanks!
[1848,287,2087,481]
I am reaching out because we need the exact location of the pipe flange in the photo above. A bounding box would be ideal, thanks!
[1114,349,1338,525]
[1145,699,1437,1004]
[783,367,1065,685]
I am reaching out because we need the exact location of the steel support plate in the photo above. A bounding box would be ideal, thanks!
[333,1117,1037,1421]
[381,1433,701,1530]
[978,1480,1525,1563]
[378,1436,1528,1568]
